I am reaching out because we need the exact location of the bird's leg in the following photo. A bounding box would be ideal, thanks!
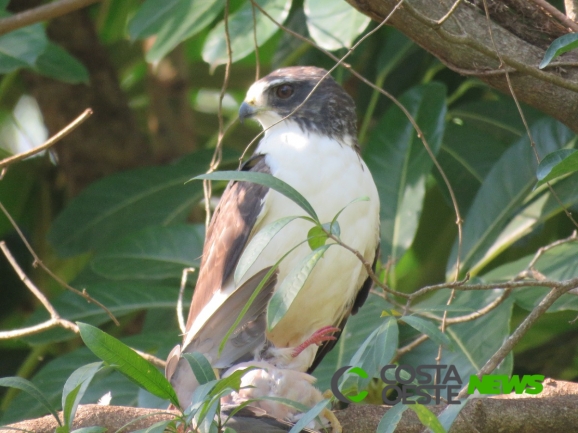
[322,408,342,433]
[291,326,341,358]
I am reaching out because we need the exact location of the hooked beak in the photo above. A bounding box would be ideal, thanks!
[239,101,257,123]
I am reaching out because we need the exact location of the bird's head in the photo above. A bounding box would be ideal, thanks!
[239,66,358,143]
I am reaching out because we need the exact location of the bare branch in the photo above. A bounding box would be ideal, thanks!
[0,0,102,36]
[0,109,92,170]
[518,230,578,279]
[529,0,578,31]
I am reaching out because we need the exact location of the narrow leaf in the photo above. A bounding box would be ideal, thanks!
[400,316,453,349]
[407,404,447,433]
[182,352,216,385]
[0,377,61,425]
[377,404,408,433]
[194,171,318,220]
[77,323,179,407]
[234,216,301,284]
[267,244,331,330]
[71,428,108,433]
[535,149,578,188]
[540,33,578,69]
[288,399,329,433]
[62,362,103,427]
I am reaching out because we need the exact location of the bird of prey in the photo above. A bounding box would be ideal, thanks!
[166,66,380,413]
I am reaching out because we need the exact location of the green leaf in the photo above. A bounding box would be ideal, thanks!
[401,290,513,381]
[287,399,329,433]
[304,0,370,50]
[307,225,328,250]
[91,224,204,280]
[182,352,216,386]
[49,149,230,257]
[408,404,447,433]
[234,216,301,285]
[540,33,578,69]
[400,315,453,349]
[340,317,399,392]
[129,0,224,62]
[202,0,292,69]
[364,83,447,268]
[22,282,183,345]
[62,362,103,427]
[267,244,331,330]
[377,404,408,433]
[0,377,61,425]
[447,118,573,278]
[77,323,180,408]
[212,366,258,397]
[535,149,578,188]
[0,22,47,73]
[194,170,318,220]
[34,42,89,84]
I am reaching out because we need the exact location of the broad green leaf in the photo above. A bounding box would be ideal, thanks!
[77,323,180,407]
[62,362,103,427]
[540,33,578,69]
[34,42,89,84]
[234,216,301,285]
[0,21,47,73]
[91,224,204,280]
[473,172,578,273]
[129,0,224,62]
[202,0,291,69]
[49,149,232,256]
[340,317,399,392]
[377,404,408,433]
[401,290,513,381]
[194,171,318,220]
[1,333,175,425]
[23,282,183,345]
[408,404,446,433]
[0,377,61,425]
[364,83,446,267]
[400,315,453,349]
[313,294,392,390]
[267,244,331,330]
[535,149,578,187]
[304,0,370,50]
[287,399,329,433]
[447,118,574,278]
[307,225,328,250]
[182,352,216,385]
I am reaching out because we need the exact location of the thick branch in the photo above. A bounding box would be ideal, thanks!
[345,0,578,134]
[0,0,102,35]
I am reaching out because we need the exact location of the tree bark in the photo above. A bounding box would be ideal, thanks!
[6,379,578,432]
[345,0,578,134]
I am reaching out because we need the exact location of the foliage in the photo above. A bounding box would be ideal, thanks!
[1,0,578,431]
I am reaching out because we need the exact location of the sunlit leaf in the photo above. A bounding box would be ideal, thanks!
[304,0,370,50]
[408,404,446,433]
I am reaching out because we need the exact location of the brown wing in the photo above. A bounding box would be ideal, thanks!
[185,154,271,333]
[307,244,380,373]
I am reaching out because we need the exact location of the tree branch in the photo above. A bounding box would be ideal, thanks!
[0,0,102,36]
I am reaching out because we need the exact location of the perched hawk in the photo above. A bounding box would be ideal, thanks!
[166,66,380,411]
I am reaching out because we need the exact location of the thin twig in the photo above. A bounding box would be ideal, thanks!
[0,0,102,36]
[0,201,118,325]
[0,109,92,170]
[519,230,578,277]
[529,0,578,31]
[434,0,465,27]
[251,1,260,81]
[456,277,578,399]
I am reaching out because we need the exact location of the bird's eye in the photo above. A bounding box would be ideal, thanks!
[275,84,294,99]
